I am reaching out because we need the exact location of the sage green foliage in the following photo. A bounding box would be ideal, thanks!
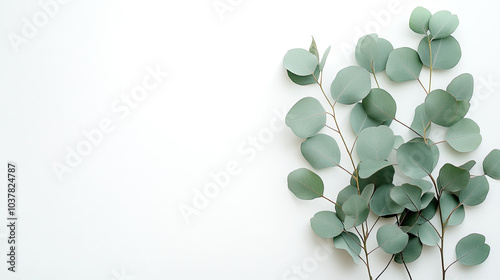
[282,7,496,280]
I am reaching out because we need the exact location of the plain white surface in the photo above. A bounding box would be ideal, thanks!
[1,0,500,279]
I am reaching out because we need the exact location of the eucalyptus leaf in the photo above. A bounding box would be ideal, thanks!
[459,176,489,206]
[330,66,371,104]
[386,47,423,82]
[343,195,369,228]
[377,224,409,254]
[408,138,440,170]
[420,192,435,209]
[410,104,431,138]
[429,10,459,40]
[419,222,440,246]
[310,211,344,238]
[285,97,326,138]
[358,160,393,179]
[350,103,383,135]
[483,149,500,179]
[438,163,469,193]
[397,141,435,179]
[357,126,395,161]
[395,235,423,264]
[320,46,331,71]
[409,6,432,34]
[301,134,341,169]
[355,164,395,189]
[456,233,490,266]
[446,118,482,152]
[390,184,422,212]
[334,232,362,264]
[418,197,438,224]
[418,36,461,69]
[460,160,476,171]
[287,66,320,86]
[440,192,465,227]
[370,184,404,217]
[309,37,320,60]
[411,179,433,192]
[362,89,397,122]
[447,73,474,102]
[361,184,375,203]
[335,185,359,221]
[287,168,324,200]
[355,34,394,73]
[283,48,319,76]
[394,135,404,149]
[424,89,469,127]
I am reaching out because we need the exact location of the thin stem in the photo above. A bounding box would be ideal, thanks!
[393,117,424,138]
[335,164,354,177]
[367,246,380,256]
[375,255,394,280]
[417,78,429,95]
[361,223,373,280]
[429,173,440,199]
[445,259,459,272]
[368,216,380,236]
[324,124,339,133]
[321,195,341,208]
[430,140,447,146]
[372,65,380,88]
[403,259,413,280]
[428,37,433,93]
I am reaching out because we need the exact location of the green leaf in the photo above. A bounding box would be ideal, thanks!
[285,97,326,138]
[410,104,431,138]
[420,192,435,209]
[386,47,423,82]
[335,185,358,221]
[309,37,319,60]
[370,184,404,216]
[447,73,474,102]
[397,141,435,179]
[409,138,440,171]
[409,6,432,34]
[395,235,423,264]
[394,135,404,149]
[350,103,384,135]
[440,192,465,227]
[355,34,394,73]
[483,149,500,179]
[459,176,489,206]
[419,222,440,246]
[390,184,422,211]
[343,195,369,228]
[319,46,331,71]
[330,66,371,104]
[362,89,397,122]
[334,232,362,264]
[411,179,433,192]
[310,211,344,238]
[418,36,461,69]
[287,66,320,86]
[283,48,319,76]
[424,89,469,127]
[460,160,476,171]
[377,224,409,254]
[429,10,459,40]
[357,126,395,161]
[438,163,470,193]
[355,164,395,189]
[287,168,324,200]
[456,233,490,266]
[358,160,392,179]
[445,118,482,152]
[301,134,341,169]
[361,184,375,203]
[418,197,438,224]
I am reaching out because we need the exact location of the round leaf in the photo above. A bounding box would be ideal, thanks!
[390,184,422,212]
[356,126,395,161]
[445,118,482,152]
[410,103,431,138]
[447,73,474,102]
[377,224,409,254]
[483,149,500,179]
[460,160,476,171]
[425,89,469,127]
[440,192,465,227]
[358,160,393,179]
[301,134,341,169]
[397,141,435,179]
[355,34,394,73]
[287,66,320,86]
[459,176,489,206]
[283,48,319,76]
[409,6,432,34]
[285,97,326,138]
[395,235,423,264]
[287,168,324,200]
[335,185,358,221]
[409,138,440,170]
[411,178,433,192]
[419,222,440,246]
[437,163,470,193]
[310,211,344,238]
[370,184,404,216]
[343,195,369,228]
[418,36,461,70]
[386,47,423,82]
[429,10,459,40]
[456,234,490,266]
[330,66,371,104]
[362,89,397,122]
[350,103,384,135]
[334,232,362,264]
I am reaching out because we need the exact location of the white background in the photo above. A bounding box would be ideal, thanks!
[1,0,500,279]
